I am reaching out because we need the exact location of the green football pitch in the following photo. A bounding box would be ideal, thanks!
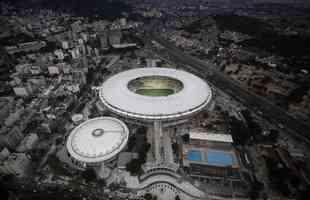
[135,89,174,96]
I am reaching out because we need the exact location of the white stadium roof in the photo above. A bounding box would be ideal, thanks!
[66,117,129,163]
[99,67,212,120]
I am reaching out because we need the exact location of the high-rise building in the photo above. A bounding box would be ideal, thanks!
[120,18,127,27]
[70,48,80,59]
[72,70,86,85]
[81,33,88,42]
[108,30,122,46]
[86,45,93,55]
[99,32,109,49]
[62,41,69,49]
[77,44,86,55]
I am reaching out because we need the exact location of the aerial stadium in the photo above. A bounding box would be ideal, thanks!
[66,117,129,168]
[99,67,213,123]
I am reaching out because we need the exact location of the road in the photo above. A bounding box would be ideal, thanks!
[150,34,310,145]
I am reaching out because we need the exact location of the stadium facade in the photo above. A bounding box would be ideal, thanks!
[99,67,213,124]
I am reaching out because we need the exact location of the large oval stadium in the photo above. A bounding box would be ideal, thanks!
[99,68,213,121]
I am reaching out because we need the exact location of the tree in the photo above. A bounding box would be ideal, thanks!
[241,109,262,137]
[248,177,264,200]
[81,168,97,182]
[55,137,63,145]
[229,116,250,145]
[127,135,136,151]
[97,178,106,187]
[181,134,190,143]
[144,193,153,200]
[144,193,157,200]
[172,142,178,154]
[268,129,279,143]
[47,154,71,176]
[136,127,147,135]
[126,158,142,176]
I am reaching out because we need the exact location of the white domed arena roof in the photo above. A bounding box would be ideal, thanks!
[66,117,129,163]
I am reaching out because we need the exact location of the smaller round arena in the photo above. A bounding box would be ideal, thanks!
[66,117,129,167]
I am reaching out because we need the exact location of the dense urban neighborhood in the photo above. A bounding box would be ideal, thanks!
[0,0,310,200]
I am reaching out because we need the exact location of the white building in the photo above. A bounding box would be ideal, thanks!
[54,49,65,60]
[78,38,84,45]
[120,18,127,26]
[70,48,80,59]
[71,114,84,125]
[81,33,88,42]
[62,41,69,49]
[146,59,159,68]
[13,86,30,97]
[48,66,60,75]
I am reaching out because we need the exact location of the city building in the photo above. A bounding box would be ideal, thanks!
[0,98,12,123]
[70,48,80,59]
[0,126,24,150]
[120,18,127,27]
[48,65,60,75]
[99,32,109,49]
[71,114,84,125]
[54,49,65,60]
[13,86,31,97]
[62,41,69,49]
[5,41,46,54]
[109,30,122,46]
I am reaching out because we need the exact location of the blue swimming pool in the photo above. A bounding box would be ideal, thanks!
[207,150,236,166]
[187,150,202,161]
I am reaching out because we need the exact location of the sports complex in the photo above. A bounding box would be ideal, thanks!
[64,67,246,199]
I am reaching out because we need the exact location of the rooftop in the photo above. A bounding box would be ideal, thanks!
[99,67,212,120]
[189,132,233,143]
[66,117,129,163]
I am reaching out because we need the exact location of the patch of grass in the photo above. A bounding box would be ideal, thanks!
[135,89,174,96]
